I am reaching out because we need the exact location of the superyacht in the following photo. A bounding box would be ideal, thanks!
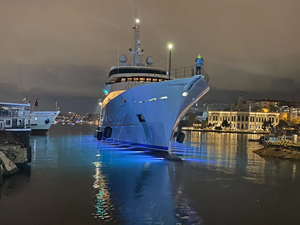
[97,19,210,151]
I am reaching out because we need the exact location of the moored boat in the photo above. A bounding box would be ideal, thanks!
[97,19,210,151]
[30,111,60,133]
[0,102,31,134]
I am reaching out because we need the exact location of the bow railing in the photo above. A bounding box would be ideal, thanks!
[168,65,209,83]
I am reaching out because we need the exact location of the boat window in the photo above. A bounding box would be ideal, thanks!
[108,78,117,84]
[127,78,132,81]
[159,96,168,99]
[121,78,126,82]
[109,67,167,77]
[5,120,11,126]
[146,78,152,82]
[133,77,139,81]
[158,79,163,82]
[136,114,146,123]
[140,77,145,82]
[152,78,158,82]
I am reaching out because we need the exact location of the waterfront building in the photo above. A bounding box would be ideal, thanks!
[208,111,280,130]
[279,106,300,123]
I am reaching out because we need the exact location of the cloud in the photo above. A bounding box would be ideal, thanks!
[0,0,300,112]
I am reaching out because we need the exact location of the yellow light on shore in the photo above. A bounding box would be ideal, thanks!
[135,18,140,23]
[168,44,173,49]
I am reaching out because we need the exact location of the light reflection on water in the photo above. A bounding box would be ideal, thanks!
[92,158,114,220]
[0,125,300,225]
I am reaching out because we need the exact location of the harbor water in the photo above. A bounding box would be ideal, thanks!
[1,124,300,225]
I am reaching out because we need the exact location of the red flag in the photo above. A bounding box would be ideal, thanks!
[34,98,38,107]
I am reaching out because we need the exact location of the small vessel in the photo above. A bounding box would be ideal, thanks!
[97,19,210,151]
[30,110,60,133]
[0,102,31,134]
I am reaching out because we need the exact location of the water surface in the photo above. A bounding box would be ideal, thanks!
[0,125,299,225]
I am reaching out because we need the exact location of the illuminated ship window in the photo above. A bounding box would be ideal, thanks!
[109,78,117,84]
[148,98,157,101]
[127,78,132,81]
[133,77,139,81]
[158,79,163,82]
[121,78,126,82]
[140,77,145,82]
[146,78,152,82]
[159,96,168,99]
[152,78,158,82]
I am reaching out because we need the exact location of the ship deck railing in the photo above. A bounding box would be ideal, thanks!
[169,65,209,83]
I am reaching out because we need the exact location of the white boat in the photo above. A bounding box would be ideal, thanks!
[97,19,210,151]
[0,102,31,133]
[30,111,60,133]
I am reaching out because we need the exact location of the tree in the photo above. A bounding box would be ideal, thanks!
[221,120,230,128]
[201,118,208,128]
[278,120,288,129]
[262,119,273,131]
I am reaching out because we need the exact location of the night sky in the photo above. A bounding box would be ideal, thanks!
[1,0,299,113]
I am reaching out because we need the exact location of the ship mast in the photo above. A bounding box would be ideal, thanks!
[132,18,142,66]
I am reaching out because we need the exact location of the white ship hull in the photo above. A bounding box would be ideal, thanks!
[100,75,209,151]
[30,111,60,132]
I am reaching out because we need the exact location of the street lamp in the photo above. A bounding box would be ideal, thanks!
[168,44,173,79]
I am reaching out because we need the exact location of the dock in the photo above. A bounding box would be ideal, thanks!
[0,131,30,179]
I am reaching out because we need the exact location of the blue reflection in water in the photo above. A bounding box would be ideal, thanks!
[2,125,300,225]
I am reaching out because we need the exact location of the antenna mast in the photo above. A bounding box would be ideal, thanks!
[19,73,23,102]
[132,10,141,66]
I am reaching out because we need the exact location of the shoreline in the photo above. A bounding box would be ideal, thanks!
[181,128,268,134]
[253,147,300,161]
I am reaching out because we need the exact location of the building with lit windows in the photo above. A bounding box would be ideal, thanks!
[208,111,280,130]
